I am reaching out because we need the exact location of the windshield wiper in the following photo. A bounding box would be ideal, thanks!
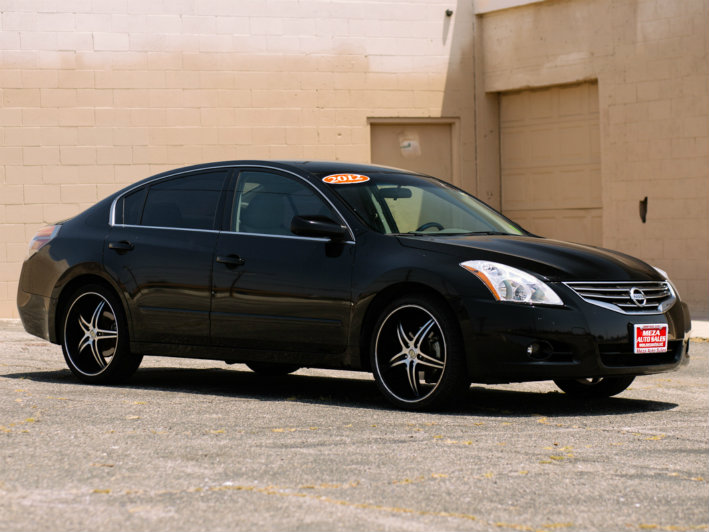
[395,230,516,237]
[463,231,515,236]
[395,231,467,237]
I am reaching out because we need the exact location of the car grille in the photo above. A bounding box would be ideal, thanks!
[564,281,675,314]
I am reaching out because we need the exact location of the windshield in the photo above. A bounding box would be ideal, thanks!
[326,173,525,236]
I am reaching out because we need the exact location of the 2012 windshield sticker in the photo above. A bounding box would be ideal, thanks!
[322,174,370,185]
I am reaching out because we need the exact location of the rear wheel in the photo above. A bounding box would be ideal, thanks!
[370,295,469,411]
[61,284,142,383]
[246,362,300,376]
[553,376,635,398]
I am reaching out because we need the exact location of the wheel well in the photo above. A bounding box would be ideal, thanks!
[54,275,123,344]
[358,282,455,371]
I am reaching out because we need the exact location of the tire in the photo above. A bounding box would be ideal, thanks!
[553,376,635,399]
[61,284,142,384]
[370,295,469,411]
[246,362,300,376]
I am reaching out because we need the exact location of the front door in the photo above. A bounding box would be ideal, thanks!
[210,169,353,354]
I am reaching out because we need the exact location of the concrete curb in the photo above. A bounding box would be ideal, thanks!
[691,320,709,340]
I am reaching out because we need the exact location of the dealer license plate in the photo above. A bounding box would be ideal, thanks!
[634,324,668,354]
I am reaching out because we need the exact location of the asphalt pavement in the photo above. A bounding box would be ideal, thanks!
[1,319,707,532]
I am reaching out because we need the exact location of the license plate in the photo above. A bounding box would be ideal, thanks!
[634,324,668,354]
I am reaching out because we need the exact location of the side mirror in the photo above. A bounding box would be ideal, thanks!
[290,215,349,241]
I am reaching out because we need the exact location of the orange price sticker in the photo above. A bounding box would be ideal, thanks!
[322,174,370,185]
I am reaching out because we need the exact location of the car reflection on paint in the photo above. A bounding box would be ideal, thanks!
[17,161,691,410]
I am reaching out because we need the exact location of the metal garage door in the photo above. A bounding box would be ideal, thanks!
[500,83,602,246]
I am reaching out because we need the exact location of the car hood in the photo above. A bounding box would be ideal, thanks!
[396,234,661,282]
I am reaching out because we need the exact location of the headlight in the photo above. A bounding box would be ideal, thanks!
[460,260,563,306]
[653,266,680,299]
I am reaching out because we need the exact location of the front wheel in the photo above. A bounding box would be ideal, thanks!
[370,295,469,411]
[61,284,142,384]
[553,376,635,398]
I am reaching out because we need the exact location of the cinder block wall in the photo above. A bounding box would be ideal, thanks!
[479,0,709,317]
[3,0,706,320]
[0,1,476,317]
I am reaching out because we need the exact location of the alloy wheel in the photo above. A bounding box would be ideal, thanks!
[63,292,119,376]
[373,304,447,404]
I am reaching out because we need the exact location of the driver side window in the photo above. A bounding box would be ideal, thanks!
[231,171,337,236]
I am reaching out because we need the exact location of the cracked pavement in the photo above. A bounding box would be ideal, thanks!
[1,319,707,532]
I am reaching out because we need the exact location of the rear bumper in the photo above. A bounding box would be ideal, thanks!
[460,291,691,384]
[17,287,54,342]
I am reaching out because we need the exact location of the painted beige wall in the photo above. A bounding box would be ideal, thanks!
[0,0,477,317]
[477,0,709,317]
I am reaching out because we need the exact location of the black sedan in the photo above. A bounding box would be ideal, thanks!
[17,161,691,410]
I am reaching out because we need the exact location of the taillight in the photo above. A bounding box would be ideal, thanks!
[27,225,61,257]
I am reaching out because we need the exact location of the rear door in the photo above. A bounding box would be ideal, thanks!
[104,169,230,345]
[210,168,353,354]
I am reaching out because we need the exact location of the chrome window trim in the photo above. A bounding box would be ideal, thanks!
[563,280,676,315]
[110,224,220,234]
[110,223,354,244]
[220,231,355,244]
[109,163,356,242]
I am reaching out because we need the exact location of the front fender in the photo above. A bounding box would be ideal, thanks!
[345,233,493,369]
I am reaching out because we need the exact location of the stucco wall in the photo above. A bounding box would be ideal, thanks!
[0,0,476,317]
[478,0,709,317]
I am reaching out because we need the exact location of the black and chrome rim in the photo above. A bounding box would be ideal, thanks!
[63,292,119,376]
[374,304,446,403]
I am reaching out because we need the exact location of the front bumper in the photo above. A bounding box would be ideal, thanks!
[459,287,691,384]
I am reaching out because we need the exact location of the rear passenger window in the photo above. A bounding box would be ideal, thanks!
[115,187,146,225]
[141,171,227,230]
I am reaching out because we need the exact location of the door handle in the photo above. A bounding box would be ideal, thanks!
[108,240,134,252]
[216,254,245,267]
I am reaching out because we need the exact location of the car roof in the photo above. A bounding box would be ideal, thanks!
[109,160,427,202]
[275,160,417,178]
[139,160,417,183]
